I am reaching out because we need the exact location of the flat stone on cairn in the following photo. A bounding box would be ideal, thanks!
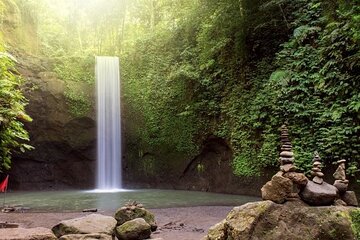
[333,159,349,194]
[299,152,338,205]
[278,125,296,173]
[311,152,324,184]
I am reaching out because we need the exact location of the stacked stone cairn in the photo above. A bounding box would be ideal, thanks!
[261,124,308,204]
[262,124,358,207]
[279,125,296,173]
[311,152,324,184]
[333,160,358,206]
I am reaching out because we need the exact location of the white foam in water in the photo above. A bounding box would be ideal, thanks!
[95,56,122,190]
[86,188,132,193]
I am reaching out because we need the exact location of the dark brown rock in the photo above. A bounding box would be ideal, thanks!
[283,172,308,187]
[299,181,338,206]
[280,164,296,173]
[261,175,293,204]
[280,151,294,158]
[334,180,348,193]
[341,191,358,207]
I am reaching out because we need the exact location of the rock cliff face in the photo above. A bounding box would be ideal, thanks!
[9,52,96,190]
[203,201,360,240]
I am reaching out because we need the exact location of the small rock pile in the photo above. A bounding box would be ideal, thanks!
[279,125,296,173]
[114,201,158,240]
[311,152,324,184]
[262,123,359,207]
[261,125,308,204]
[0,202,161,240]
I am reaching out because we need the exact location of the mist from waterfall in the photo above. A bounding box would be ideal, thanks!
[95,56,122,191]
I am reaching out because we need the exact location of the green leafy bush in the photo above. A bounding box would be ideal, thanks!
[0,46,33,171]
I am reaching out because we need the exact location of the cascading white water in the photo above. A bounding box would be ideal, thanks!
[95,56,122,190]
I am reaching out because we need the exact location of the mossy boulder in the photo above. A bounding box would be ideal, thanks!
[203,201,360,240]
[115,218,151,240]
[114,206,157,231]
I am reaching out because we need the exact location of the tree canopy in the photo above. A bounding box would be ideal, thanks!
[1,0,359,179]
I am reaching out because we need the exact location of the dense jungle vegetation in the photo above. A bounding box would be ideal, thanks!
[0,0,359,179]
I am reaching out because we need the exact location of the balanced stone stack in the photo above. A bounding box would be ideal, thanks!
[332,159,358,206]
[333,159,349,193]
[311,152,324,184]
[279,125,296,173]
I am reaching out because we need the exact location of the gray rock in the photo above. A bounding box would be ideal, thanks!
[261,174,293,204]
[341,191,358,207]
[299,181,338,206]
[314,172,324,178]
[114,206,157,231]
[52,214,117,238]
[334,199,347,206]
[313,161,322,166]
[333,180,348,193]
[312,176,323,184]
[115,218,151,240]
[0,227,57,240]
[59,233,113,240]
[280,151,294,158]
[279,157,294,164]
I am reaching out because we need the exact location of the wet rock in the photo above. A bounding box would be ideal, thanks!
[341,191,358,207]
[299,181,338,206]
[261,175,293,204]
[52,214,116,238]
[115,218,151,240]
[59,233,113,240]
[0,227,57,240]
[203,201,357,240]
[114,206,157,231]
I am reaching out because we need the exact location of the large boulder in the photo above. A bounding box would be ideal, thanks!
[114,206,157,231]
[299,181,338,206]
[203,201,359,240]
[52,214,117,238]
[115,218,151,240]
[261,173,293,203]
[0,227,57,240]
[59,233,113,240]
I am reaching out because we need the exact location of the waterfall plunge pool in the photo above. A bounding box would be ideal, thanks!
[4,189,259,212]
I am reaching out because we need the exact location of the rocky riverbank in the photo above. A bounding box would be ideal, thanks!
[0,206,233,240]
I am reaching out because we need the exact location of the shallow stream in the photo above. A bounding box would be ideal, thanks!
[3,189,259,212]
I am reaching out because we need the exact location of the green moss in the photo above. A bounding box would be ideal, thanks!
[350,209,360,240]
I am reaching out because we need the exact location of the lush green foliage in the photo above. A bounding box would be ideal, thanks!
[8,0,360,178]
[351,209,360,239]
[0,43,32,171]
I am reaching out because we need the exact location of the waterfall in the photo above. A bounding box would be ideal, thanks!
[95,56,122,190]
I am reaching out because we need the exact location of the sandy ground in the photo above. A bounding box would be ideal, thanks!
[0,206,234,240]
